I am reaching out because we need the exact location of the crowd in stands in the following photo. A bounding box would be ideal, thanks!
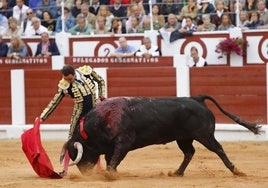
[0,31,60,58]
[1,0,268,37]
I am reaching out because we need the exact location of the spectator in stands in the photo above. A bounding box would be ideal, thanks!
[177,0,198,26]
[244,0,257,12]
[102,0,110,5]
[79,3,96,29]
[197,0,215,25]
[229,0,244,25]
[0,0,12,19]
[41,11,56,34]
[89,0,100,15]
[56,0,74,11]
[152,4,165,30]
[109,17,126,34]
[24,16,48,36]
[109,0,127,22]
[243,11,264,29]
[0,13,8,34]
[187,46,207,67]
[56,7,75,33]
[4,16,22,36]
[162,13,181,32]
[7,0,13,7]
[142,0,149,15]
[109,36,136,57]
[238,10,250,27]
[94,16,110,34]
[35,32,60,57]
[257,0,268,25]
[217,13,235,30]
[197,14,216,31]
[0,34,8,57]
[160,0,182,21]
[21,8,35,34]
[211,0,229,29]
[68,14,93,35]
[159,13,182,43]
[82,0,90,4]
[125,4,146,31]
[127,16,143,33]
[178,16,197,33]
[138,16,153,32]
[7,34,29,59]
[96,5,114,31]
[127,0,145,18]
[135,37,161,58]
[29,0,42,10]
[13,0,29,25]
[71,0,83,18]
[35,0,58,19]
[110,0,130,6]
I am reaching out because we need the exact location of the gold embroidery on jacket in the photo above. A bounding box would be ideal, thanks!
[58,79,70,90]
[68,102,83,140]
[77,65,92,75]
[71,81,92,103]
[40,89,64,120]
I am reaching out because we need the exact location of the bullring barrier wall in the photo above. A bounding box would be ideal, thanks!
[0,59,267,140]
[0,30,268,140]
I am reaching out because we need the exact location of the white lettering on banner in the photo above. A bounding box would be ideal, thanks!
[4,58,48,64]
[72,57,159,64]
[0,59,3,64]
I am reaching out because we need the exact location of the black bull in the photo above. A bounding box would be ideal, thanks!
[64,95,260,176]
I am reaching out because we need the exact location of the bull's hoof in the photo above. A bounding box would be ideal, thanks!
[233,167,247,177]
[106,165,117,172]
[167,170,184,177]
[104,171,119,181]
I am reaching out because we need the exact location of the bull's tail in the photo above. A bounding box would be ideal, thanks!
[192,95,261,135]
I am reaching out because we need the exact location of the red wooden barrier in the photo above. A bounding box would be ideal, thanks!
[0,57,52,70]
[1,65,266,125]
[24,70,73,124]
[190,66,267,123]
[107,67,176,97]
[0,71,11,124]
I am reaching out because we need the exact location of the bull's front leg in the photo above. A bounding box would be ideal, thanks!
[76,161,95,175]
[107,150,128,171]
[104,153,112,170]
[102,147,129,180]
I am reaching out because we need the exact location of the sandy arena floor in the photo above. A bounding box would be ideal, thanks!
[0,139,267,188]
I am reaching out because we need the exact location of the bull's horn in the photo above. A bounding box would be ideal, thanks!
[69,142,83,166]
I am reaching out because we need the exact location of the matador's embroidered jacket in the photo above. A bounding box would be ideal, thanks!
[40,65,106,139]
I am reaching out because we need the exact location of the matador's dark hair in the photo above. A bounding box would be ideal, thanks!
[61,65,75,76]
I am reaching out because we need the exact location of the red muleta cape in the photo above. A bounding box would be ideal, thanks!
[21,117,62,179]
